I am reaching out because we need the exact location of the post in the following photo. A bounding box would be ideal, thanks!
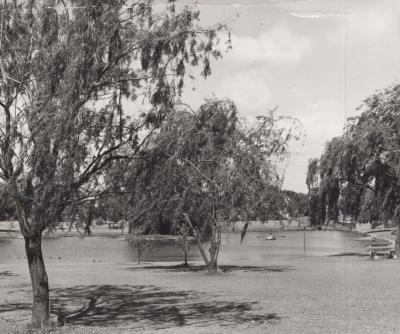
[303,226,306,255]
[396,222,400,256]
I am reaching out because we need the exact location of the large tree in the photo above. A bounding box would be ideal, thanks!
[309,83,400,248]
[120,100,299,272]
[0,0,224,325]
[342,86,400,244]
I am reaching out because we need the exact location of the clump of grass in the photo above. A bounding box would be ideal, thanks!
[5,319,60,334]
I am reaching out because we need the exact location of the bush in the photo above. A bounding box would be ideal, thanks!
[94,218,105,226]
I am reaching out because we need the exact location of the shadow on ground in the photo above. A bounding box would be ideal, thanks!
[128,264,292,273]
[0,271,18,278]
[329,252,369,257]
[0,285,280,329]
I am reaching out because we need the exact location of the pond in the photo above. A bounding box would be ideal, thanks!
[0,230,366,265]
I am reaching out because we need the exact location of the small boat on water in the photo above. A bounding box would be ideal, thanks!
[265,233,276,241]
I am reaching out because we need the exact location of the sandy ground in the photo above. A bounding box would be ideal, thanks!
[1,245,400,334]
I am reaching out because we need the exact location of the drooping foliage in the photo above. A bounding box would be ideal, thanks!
[308,82,400,231]
[0,0,225,325]
[105,99,300,271]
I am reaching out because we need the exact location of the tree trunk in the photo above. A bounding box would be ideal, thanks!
[184,243,188,266]
[15,202,50,327]
[182,236,189,266]
[208,223,221,274]
[396,222,400,256]
[183,214,210,267]
[137,237,142,264]
[128,220,133,234]
[208,243,218,273]
[24,232,50,327]
[325,203,329,226]
[194,232,210,267]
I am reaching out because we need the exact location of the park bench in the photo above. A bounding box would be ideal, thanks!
[368,244,397,260]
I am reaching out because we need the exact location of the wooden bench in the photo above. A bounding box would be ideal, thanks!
[368,245,397,260]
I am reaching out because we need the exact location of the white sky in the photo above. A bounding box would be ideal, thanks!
[169,0,400,193]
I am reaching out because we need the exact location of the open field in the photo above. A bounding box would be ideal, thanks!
[1,231,400,334]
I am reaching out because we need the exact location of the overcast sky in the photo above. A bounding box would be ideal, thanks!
[166,0,400,193]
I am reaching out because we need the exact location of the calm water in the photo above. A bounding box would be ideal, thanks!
[0,231,366,265]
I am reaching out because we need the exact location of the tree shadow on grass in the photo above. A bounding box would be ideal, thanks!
[329,252,369,257]
[51,285,280,328]
[0,284,281,329]
[127,264,293,273]
[0,271,18,278]
[0,302,30,313]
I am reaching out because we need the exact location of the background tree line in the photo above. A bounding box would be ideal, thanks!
[307,83,400,251]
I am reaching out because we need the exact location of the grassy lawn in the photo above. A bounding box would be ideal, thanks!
[1,250,400,334]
